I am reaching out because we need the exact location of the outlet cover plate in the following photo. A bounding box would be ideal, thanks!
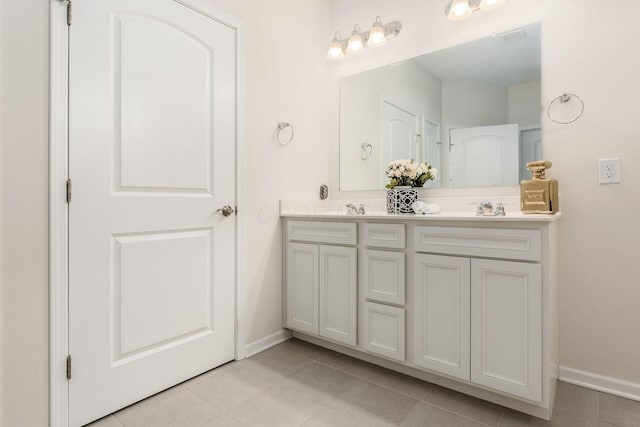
[599,158,621,184]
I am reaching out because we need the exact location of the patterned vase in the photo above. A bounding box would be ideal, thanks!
[386,186,418,213]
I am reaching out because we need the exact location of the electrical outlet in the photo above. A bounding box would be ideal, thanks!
[599,158,621,184]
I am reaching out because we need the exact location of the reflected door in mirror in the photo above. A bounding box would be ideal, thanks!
[449,124,519,187]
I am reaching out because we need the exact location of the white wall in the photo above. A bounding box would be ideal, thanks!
[340,60,440,190]
[330,0,640,386]
[509,81,542,126]
[0,0,50,425]
[0,0,331,426]
[0,3,4,425]
[204,0,331,346]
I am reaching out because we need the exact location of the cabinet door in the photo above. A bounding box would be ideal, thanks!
[363,301,405,361]
[413,254,470,380]
[471,259,542,402]
[286,243,319,335]
[363,249,405,305]
[319,245,357,345]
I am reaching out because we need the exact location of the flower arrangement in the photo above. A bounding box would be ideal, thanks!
[384,159,437,189]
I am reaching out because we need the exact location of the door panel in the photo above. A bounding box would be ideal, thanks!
[380,99,418,186]
[68,1,237,425]
[319,245,357,345]
[413,254,470,380]
[449,124,519,187]
[286,243,319,335]
[471,259,542,402]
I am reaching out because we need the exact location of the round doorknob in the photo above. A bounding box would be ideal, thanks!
[216,205,235,217]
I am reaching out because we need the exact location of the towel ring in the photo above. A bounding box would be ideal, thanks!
[361,143,373,160]
[547,92,584,124]
[276,122,294,146]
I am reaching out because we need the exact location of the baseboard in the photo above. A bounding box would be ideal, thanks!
[560,366,640,402]
[244,329,292,358]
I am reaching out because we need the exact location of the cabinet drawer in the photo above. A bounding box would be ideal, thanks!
[287,221,356,245]
[363,302,405,361]
[363,250,405,305]
[414,226,541,261]
[363,223,405,249]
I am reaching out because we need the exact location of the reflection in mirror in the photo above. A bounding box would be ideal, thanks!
[339,22,541,191]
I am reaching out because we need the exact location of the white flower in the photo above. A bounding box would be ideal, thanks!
[430,168,438,177]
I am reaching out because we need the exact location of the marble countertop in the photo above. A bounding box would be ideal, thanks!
[279,199,562,223]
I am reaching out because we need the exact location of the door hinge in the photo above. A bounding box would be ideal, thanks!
[66,354,72,380]
[66,0,72,26]
[66,179,72,203]
[235,206,238,215]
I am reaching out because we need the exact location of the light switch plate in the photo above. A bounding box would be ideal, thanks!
[598,158,621,184]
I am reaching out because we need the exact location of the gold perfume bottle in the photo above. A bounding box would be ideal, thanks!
[520,161,559,214]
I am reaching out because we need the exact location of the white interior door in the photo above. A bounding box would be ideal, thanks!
[380,99,418,186]
[68,1,237,425]
[422,119,440,189]
[449,124,519,187]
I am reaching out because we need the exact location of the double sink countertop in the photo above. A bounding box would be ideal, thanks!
[280,198,562,223]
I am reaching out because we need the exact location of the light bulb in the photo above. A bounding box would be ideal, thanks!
[326,34,344,60]
[479,0,506,10]
[346,25,364,54]
[366,17,386,47]
[448,0,472,21]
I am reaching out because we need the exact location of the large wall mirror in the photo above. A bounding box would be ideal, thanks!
[339,22,541,191]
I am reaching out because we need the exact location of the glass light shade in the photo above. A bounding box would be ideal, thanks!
[346,26,364,54]
[366,18,386,47]
[326,38,344,60]
[448,0,472,21]
[479,0,506,10]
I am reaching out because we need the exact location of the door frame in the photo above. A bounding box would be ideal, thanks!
[48,1,245,425]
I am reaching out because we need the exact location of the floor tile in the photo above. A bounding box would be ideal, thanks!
[85,415,124,427]
[227,375,333,427]
[333,379,418,424]
[285,362,359,398]
[113,387,220,427]
[302,400,398,427]
[554,381,598,418]
[315,351,378,379]
[402,402,486,427]
[201,414,245,427]
[422,384,504,426]
[364,364,433,401]
[248,343,314,377]
[277,338,330,360]
[499,408,598,427]
[187,359,286,412]
[599,392,640,427]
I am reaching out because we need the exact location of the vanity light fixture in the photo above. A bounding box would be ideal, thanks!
[326,16,402,60]
[346,25,364,54]
[446,0,507,21]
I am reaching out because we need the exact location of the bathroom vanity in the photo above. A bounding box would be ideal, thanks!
[281,207,560,420]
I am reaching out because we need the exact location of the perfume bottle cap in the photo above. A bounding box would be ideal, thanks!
[526,160,552,179]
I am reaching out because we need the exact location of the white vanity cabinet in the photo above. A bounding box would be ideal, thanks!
[285,221,357,346]
[413,226,543,401]
[282,213,559,420]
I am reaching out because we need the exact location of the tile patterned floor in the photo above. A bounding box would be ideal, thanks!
[87,338,640,427]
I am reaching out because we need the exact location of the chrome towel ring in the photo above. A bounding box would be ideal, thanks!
[276,122,294,146]
[547,92,584,124]
[361,143,373,160]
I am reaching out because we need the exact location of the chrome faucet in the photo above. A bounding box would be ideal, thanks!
[476,201,494,216]
[476,201,506,216]
[346,204,366,215]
